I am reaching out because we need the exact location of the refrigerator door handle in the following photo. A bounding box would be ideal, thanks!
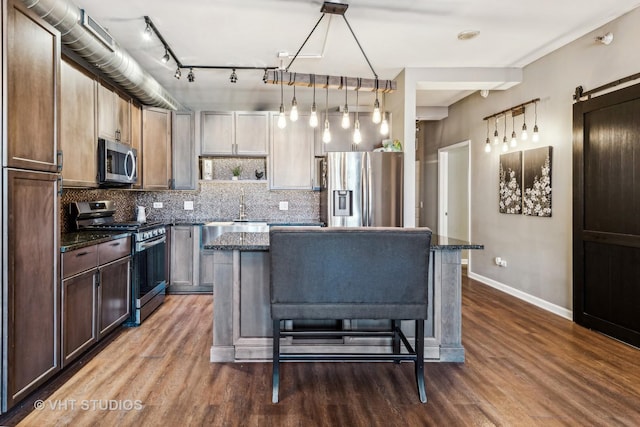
[361,156,368,227]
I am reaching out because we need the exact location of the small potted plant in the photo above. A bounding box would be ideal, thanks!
[231,165,242,180]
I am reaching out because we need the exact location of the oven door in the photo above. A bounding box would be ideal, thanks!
[134,235,167,307]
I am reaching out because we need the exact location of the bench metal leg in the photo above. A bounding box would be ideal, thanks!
[415,319,427,403]
[272,318,280,403]
[392,320,401,363]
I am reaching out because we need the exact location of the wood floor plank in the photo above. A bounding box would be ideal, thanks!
[2,277,639,426]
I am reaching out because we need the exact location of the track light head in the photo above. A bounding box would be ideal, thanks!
[187,68,195,83]
[143,23,152,40]
[174,67,181,79]
[161,49,170,64]
[230,69,238,83]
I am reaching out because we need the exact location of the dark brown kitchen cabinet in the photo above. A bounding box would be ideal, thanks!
[98,83,131,145]
[61,237,131,367]
[60,58,98,187]
[142,107,173,189]
[4,0,60,172]
[4,169,61,410]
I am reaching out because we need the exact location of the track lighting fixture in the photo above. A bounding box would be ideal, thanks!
[187,68,195,83]
[309,74,318,128]
[353,86,362,144]
[341,77,350,129]
[230,69,238,83]
[278,70,287,129]
[161,48,170,63]
[290,74,299,122]
[174,67,181,79]
[484,120,491,153]
[510,114,517,148]
[322,76,331,143]
[372,80,381,124]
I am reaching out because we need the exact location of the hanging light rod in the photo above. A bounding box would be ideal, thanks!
[143,16,278,73]
[266,71,395,93]
[483,98,540,121]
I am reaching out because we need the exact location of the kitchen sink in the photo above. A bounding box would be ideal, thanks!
[202,221,269,245]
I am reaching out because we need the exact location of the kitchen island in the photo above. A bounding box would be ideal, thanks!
[205,230,482,363]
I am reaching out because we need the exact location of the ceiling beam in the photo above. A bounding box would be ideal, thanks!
[266,71,396,92]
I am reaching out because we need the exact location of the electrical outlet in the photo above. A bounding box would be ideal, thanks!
[279,201,289,211]
[184,201,194,210]
[153,202,163,209]
[495,257,507,267]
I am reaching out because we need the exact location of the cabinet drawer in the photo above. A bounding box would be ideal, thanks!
[62,245,98,279]
[98,237,131,265]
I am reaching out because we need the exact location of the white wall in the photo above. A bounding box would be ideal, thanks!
[424,7,640,314]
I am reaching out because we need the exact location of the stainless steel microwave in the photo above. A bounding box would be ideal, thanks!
[98,138,137,186]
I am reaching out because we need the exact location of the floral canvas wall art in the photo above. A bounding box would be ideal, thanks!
[499,151,523,214]
[523,146,553,217]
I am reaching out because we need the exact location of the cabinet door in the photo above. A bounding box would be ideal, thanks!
[142,107,172,189]
[116,95,131,145]
[4,169,60,410]
[320,113,386,153]
[60,59,98,187]
[172,111,196,189]
[270,113,314,189]
[62,270,98,367]
[97,84,117,141]
[199,250,215,290]
[235,112,269,155]
[5,0,60,172]
[130,104,143,189]
[201,111,234,155]
[170,226,196,288]
[98,257,131,338]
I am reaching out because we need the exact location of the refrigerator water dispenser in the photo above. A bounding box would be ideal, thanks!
[333,190,353,216]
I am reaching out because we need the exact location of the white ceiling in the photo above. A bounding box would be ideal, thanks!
[73,0,640,111]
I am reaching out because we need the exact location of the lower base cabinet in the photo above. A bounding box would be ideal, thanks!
[61,236,131,367]
[169,225,213,293]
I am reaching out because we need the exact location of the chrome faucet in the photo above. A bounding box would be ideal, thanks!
[238,188,247,221]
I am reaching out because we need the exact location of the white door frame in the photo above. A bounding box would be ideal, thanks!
[438,140,471,263]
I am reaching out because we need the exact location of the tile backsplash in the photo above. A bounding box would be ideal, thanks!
[62,182,320,231]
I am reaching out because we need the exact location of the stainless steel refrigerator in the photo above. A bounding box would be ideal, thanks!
[320,152,403,227]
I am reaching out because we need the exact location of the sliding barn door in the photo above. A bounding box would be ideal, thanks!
[573,83,640,347]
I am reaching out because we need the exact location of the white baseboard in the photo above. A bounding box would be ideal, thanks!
[467,272,573,320]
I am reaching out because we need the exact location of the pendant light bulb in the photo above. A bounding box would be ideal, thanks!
[510,115,517,147]
[290,98,299,122]
[532,124,540,142]
[278,105,287,129]
[309,104,318,128]
[322,119,331,143]
[501,140,508,152]
[521,123,528,141]
[380,115,389,136]
[493,118,500,145]
[341,109,350,129]
[372,98,381,124]
[353,120,362,144]
[484,138,492,153]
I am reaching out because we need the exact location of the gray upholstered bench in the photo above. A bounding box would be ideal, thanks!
[270,226,432,403]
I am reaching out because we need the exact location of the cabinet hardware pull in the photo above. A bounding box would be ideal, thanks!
[57,150,64,172]
[110,242,120,246]
[57,176,63,196]
[76,251,89,257]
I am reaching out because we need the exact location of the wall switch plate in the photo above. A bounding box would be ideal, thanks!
[279,201,289,211]
[184,201,194,210]
[153,202,163,209]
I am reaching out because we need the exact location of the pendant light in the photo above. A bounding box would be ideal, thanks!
[510,113,517,147]
[501,115,508,152]
[341,77,350,129]
[493,117,500,145]
[532,101,540,142]
[372,80,381,124]
[322,76,331,143]
[290,74,299,122]
[277,70,287,129]
[484,120,491,153]
[521,106,528,141]
[309,74,318,128]
[379,85,389,136]
[353,83,362,144]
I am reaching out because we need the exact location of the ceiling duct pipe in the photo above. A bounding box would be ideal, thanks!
[20,0,182,110]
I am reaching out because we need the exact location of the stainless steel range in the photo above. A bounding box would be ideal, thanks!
[71,201,166,325]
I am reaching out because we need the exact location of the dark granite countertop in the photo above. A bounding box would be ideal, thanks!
[163,219,324,227]
[203,231,482,251]
[60,231,133,253]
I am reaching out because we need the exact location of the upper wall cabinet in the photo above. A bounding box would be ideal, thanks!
[201,111,269,156]
[130,103,143,189]
[60,59,98,187]
[142,107,172,190]
[172,111,196,190]
[5,0,61,172]
[270,113,314,190]
[317,112,389,154]
[98,84,131,145]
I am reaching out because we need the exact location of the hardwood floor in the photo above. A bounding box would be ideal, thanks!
[4,277,640,426]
